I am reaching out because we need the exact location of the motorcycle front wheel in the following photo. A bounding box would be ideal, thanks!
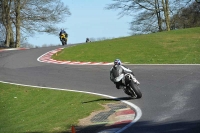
[61,39,65,45]
[129,80,142,98]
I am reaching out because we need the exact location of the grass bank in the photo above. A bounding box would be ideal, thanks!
[0,82,116,132]
[53,27,200,64]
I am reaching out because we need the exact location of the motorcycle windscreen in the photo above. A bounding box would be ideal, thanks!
[114,74,124,82]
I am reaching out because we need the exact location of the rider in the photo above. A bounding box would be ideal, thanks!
[110,59,140,89]
[59,29,68,41]
[86,38,90,43]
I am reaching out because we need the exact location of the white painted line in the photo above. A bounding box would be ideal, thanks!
[0,48,29,52]
[0,80,142,133]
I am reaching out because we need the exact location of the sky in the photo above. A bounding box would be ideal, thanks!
[28,0,132,47]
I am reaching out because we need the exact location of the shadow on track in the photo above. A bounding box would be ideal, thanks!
[124,120,200,133]
[81,97,133,104]
[24,120,200,133]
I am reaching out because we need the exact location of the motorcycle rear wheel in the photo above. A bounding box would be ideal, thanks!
[129,80,142,98]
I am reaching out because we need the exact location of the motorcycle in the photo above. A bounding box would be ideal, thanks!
[114,73,142,98]
[60,33,67,45]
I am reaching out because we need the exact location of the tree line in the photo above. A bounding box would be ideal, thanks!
[106,0,200,34]
[0,0,71,48]
[1,0,199,48]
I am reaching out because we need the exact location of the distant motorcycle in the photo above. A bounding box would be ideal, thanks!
[60,33,67,45]
[86,38,91,43]
[115,73,142,98]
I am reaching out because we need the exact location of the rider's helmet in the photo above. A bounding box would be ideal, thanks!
[114,59,121,65]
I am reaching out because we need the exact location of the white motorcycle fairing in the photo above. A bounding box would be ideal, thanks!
[114,74,125,83]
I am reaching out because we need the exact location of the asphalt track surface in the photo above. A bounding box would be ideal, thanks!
[1,45,200,133]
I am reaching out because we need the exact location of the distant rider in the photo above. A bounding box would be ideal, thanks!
[110,59,140,89]
[59,29,68,42]
[86,38,91,43]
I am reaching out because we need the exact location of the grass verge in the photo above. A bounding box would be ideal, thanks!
[52,27,200,64]
[0,82,116,133]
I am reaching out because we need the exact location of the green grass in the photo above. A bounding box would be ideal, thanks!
[52,27,200,64]
[0,82,116,133]
[1,27,199,132]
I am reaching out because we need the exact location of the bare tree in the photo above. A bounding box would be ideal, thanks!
[1,0,71,48]
[0,2,5,41]
[106,0,169,33]
[155,0,163,32]
[162,0,170,31]
[14,0,20,48]
[1,0,12,47]
[106,0,193,34]
[20,0,71,35]
[171,2,200,29]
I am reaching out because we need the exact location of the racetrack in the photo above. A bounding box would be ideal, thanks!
[1,46,200,133]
